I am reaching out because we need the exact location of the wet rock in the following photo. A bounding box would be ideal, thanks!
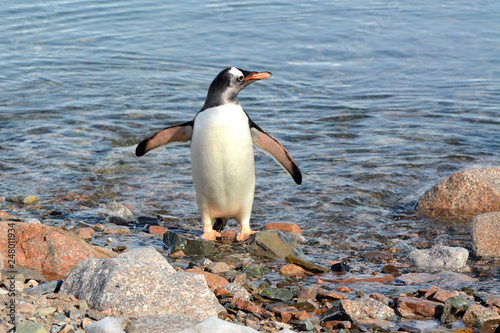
[279,263,307,277]
[425,286,459,303]
[0,222,114,281]
[84,316,124,333]
[223,283,250,299]
[317,288,347,301]
[231,272,247,285]
[243,265,264,278]
[163,231,218,256]
[104,216,129,226]
[23,195,39,205]
[440,296,470,324]
[416,167,500,218]
[479,319,500,333]
[320,303,353,323]
[247,230,303,259]
[341,296,395,320]
[381,264,401,277]
[178,316,260,333]
[206,261,230,274]
[101,201,133,219]
[61,247,224,319]
[148,225,168,236]
[262,222,301,234]
[102,225,130,235]
[397,272,477,287]
[270,304,299,324]
[462,303,500,327]
[220,230,237,242]
[297,285,318,300]
[396,297,444,318]
[260,287,293,302]
[408,245,469,271]
[184,269,229,291]
[285,254,329,273]
[15,320,48,333]
[486,296,500,308]
[17,302,36,313]
[127,314,200,333]
[74,227,95,240]
[231,294,263,315]
[471,212,500,258]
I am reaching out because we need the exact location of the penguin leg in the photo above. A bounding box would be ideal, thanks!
[201,214,221,241]
[236,215,256,241]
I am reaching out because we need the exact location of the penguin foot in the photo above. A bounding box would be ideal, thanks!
[236,230,256,242]
[201,230,221,241]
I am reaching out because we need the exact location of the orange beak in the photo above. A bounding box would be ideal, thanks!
[245,72,272,81]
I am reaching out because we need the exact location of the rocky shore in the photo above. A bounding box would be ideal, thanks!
[1,167,500,333]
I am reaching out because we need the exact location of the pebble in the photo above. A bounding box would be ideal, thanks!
[279,263,307,277]
[74,227,95,240]
[341,296,395,320]
[247,230,303,259]
[148,225,168,236]
[396,296,444,318]
[206,261,230,274]
[462,303,500,327]
[163,231,218,256]
[285,254,329,273]
[260,287,294,302]
[102,225,130,235]
[261,222,302,235]
[409,245,469,271]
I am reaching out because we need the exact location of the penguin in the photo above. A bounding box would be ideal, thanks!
[136,67,301,241]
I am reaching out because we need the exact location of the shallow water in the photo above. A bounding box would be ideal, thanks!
[1,0,500,292]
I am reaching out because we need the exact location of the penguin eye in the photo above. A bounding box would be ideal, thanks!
[237,75,244,82]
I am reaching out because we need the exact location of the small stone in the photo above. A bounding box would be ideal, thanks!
[79,299,88,311]
[409,245,469,271]
[149,225,168,236]
[285,254,329,273]
[381,264,401,277]
[15,320,48,333]
[247,230,303,259]
[272,305,299,324]
[35,307,57,317]
[220,230,237,242]
[163,231,218,256]
[243,266,264,278]
[396,296,444,318]
[23,195,39,205]
[231,273,247,285]
[222,283,250,299]
[294,310,310,321]
[472,212,500,258]
[74,227,95,240]
[440,296,470,324]
[298,286,318,300]
[206,262,230,274]
[17,302,36,313]
[298,318,314,331]
[102,225,130,235]
[279,263,307,277]
[261,287,294,302]
[84,316,124,333]
[169,250,185,259]
[126,314,201,333]
[425,286,459,303]
[231,294,262,315]
[341,296,395,320]
[462,303,500,327]
[336,286,352,293]
[185,269,229,291]
[317,288,347,301]
[370,293,391,306]
[81,318,92,329]
[262,222,301,234]
[293,300,319,312]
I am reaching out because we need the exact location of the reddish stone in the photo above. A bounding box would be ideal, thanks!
[262,222,301,235]
[169,250,185,259]
[0,211,9,217]
[298,286,318,300]
[341,296,395,320]
[425,286,458,303]
[17,302,36,313]
[463,304,500,327]
[336,286,352,293]
[74,227,95,240]
[416,167,500,218]
[396,296,444,318]
[272,305,299,324]
[220,230,237,242]
[185,269,229,291]
[231,294,262,315]
[231,273,247,286]
[102,225,130,235]
[294,310,310,320]
[472,212,500,258]
[279,263,306,277]
[324,320,351,330]
[317,288,347,301]
[0,222,115,281]
[149,225,168,236]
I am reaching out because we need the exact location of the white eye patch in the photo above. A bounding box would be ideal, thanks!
[229,67,243,77]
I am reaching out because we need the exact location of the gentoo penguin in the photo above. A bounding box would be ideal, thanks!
[136,67,301,241]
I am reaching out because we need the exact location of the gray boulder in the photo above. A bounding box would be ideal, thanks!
[247,230,303,259]
[126,314,200,333]
[61,247,224,320]
[408,245,469,271]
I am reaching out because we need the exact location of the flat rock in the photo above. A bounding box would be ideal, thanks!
[0,222,114,281]
[14,320,48,333]
[341,296,395,320]
[279,263,307,277]
[416,167,500,218]
[178,316,261,333]
[471,212,500,258]
[163,231,218,256]
[127,314,200,333]
[408,245,469,271]
[260,287,293,302]
[425,286,459,303]
[285,254,329,273]
[61,247,224,320]
[247,230,303,259]
[396,296,444,318]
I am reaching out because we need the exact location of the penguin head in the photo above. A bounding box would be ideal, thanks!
[202,67,272,110]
